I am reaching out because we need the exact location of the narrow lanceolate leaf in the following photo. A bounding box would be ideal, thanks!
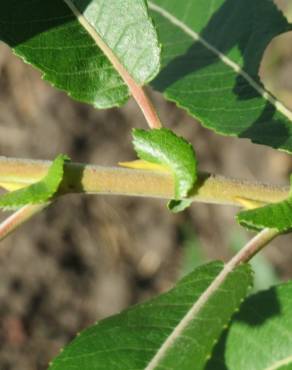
[237,176,292,232]
[0,1,160,108]
[132,128,197,211]
[0,155,69,210]
[49,261,252,370]
[210,282,292,370]
[149,0,292,153]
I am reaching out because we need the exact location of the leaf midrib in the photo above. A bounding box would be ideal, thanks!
[144,260,244,369]
[63,0,135,88]
[63,0,162,128]
[265,355,292,370]
[148,1,292,122]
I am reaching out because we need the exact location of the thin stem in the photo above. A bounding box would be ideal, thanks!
[125,85,162,129]
[0,203,48,241]
[0,157,289,207]
[228,228,279,268]
[64,0,162,129]
[145,227,279,369]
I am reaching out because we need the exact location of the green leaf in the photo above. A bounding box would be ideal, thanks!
[49,261,252,370]
[132,128,197,203]
[1,0,160,108]
[0,154,69,210]
[149,0,292,153]
[210,282,292,370]
[237,176,292,232]
[168,199,193,213]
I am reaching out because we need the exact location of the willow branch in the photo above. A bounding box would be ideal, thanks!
[0,157,284,254]
[0,157,288,207]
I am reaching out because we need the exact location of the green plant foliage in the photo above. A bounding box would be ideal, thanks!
[237,177,292,231]
[209,282,292,370]
[149,0,292,153]
[167,198,193,213]
[0,155,69,210]
[1,2,291,369]
[0,0,160,108]
[49,261,252,370]
[132,128,197,210]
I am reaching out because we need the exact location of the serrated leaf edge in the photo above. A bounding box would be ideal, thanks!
[145,263,252,369]
[148,1,292,124]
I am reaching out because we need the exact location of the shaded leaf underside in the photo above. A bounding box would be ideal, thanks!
[150,0,292,153]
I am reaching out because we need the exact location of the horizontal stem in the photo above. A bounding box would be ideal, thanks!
[0,156,289,207]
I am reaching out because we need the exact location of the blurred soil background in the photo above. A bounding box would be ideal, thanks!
[1,1,292,369]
